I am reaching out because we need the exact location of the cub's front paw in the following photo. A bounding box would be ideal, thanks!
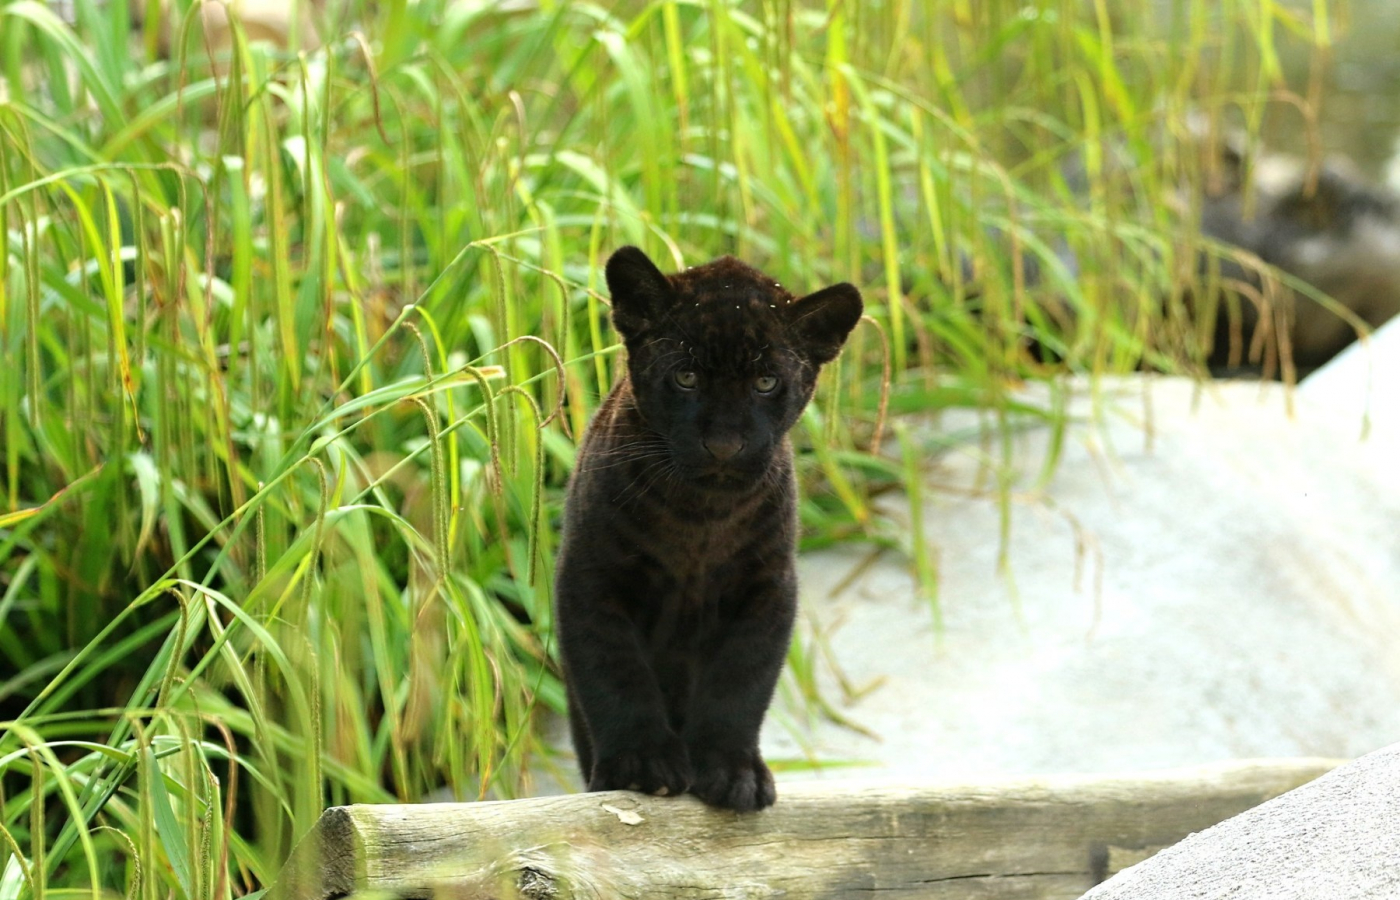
[589,735,693,797]
[689,746,776,812]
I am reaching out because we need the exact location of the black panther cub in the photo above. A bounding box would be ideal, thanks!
[554,246,862,812]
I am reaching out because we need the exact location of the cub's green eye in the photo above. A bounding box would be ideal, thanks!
[754,375,779,394]
[674,370,699,390]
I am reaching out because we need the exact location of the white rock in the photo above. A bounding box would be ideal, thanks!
[765,372,1400,781]
[1298,314,1400,438]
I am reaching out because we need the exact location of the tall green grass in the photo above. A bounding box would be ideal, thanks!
[0,0,1328,894]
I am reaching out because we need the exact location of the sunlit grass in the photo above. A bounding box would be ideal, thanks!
[0,0,1331,895]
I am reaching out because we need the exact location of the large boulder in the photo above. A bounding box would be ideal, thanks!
[1199,152,1400,371]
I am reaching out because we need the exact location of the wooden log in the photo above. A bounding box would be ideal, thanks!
[273,759,1339,900]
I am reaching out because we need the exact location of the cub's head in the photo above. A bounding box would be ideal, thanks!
[605,246,863,489]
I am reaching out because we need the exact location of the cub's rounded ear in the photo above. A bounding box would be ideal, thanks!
[605,246,673,340]
[789,283,863,365]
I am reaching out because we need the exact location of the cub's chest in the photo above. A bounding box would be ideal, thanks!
[610,502,773,601]
[633,509,755,576]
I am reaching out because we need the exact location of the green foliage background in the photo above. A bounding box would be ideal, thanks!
[0,0,1329,894]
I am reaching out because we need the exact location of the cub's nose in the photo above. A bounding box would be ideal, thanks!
[703,435,745,462]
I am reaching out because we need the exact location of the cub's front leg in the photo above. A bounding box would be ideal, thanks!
[555,567,693,797]
[683,571,797,812]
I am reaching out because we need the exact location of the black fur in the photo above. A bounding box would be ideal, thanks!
[553,246,861,811]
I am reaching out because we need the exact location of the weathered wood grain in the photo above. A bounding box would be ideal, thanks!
[273,758,1339,900]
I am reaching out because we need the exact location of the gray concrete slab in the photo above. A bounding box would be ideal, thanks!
[1079,742,1400,899]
